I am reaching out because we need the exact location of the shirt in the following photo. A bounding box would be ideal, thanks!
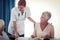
[8,6,31,35]
[33,23,54,38]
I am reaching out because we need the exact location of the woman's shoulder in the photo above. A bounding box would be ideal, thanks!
[48,23,54,28]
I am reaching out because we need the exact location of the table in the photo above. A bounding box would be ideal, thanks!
[15,37,59,40]
[15,37,43,40]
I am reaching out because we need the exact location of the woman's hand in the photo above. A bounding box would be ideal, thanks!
[9,34,15,38]
[45,34,50,39]
[14,32,19,38]
[27,17,36,24]
[31,35,37,38]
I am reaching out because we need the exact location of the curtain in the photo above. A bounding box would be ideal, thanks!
[0,0,15,33]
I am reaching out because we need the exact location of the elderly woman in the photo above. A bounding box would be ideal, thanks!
[0,19,9,40]
[31,11,54,40]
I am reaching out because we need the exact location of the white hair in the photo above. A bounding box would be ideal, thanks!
[0,19,4,28]
[42,11,51,20]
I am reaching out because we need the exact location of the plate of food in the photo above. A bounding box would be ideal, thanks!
[34,37,42,40]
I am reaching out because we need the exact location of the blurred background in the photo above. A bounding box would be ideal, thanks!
[0,0,60,38]
[16,0,60,38]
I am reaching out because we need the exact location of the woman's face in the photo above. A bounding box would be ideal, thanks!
[18,5,25,12]
[40,16,47,23]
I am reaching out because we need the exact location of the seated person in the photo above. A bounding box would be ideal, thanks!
[31,11,54,40]
[0,19,9,40]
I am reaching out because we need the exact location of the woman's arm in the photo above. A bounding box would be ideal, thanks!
[11,8,19,38]
[13,21,18,34]
[27,17,36,24]
[26,7,36,24]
